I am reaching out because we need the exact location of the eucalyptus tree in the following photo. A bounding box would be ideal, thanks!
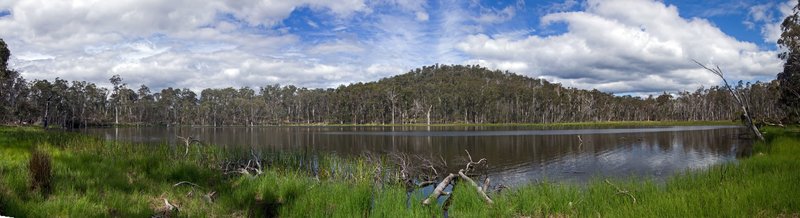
[0,38,26,123]
[778,0,800,122]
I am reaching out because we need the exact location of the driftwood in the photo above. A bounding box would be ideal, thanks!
[153,198,179,218]
[422,150,495,206]
[176,135,202,157]
[173,181,201,189]
[203,191,216,203]
[220,154,264,177]
[249,148,264,175]
[172,181,216,203]
[462,150,486,174]
[481,177,490,193]
[422,173,457,206]
[458,170,494,204]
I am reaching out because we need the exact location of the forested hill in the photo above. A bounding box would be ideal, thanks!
[0,55,785,126]
[331,64,781,124]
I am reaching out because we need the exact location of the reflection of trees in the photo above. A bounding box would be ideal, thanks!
[91,126,749,182]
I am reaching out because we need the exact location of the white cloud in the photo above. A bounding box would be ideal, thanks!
[0,0,372,90]
[475,6,515,24]
[415,11,429,21]
[0,0,786,96]
[750,1,794,43]
[457,0,782,93]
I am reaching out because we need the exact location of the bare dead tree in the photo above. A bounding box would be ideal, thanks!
[693,60,765,141]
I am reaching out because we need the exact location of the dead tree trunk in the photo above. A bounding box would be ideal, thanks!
[422,173,456,206]
[427,105,432,125]
[422,150,495,206]
[694,60,765,141]
[458,170,493,204]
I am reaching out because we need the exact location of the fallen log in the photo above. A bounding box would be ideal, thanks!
[422,173,457,206]
[458,170,493,204]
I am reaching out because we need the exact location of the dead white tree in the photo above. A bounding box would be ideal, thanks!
[694,60,765,141]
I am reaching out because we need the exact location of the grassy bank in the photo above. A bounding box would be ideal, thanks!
[0,125,798,217]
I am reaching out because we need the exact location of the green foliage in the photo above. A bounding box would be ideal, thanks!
[0,38,8,71]
[778,1,800,122]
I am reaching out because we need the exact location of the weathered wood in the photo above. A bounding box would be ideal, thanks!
[458,170,493,204]
[481,177,490,192]
[694,60,765,141]
[463,150,486,174]
[422,173,457,206]
[203,191,216,203]
[173,181,201,188]
[176,135,202,157]
[153,198,179,217]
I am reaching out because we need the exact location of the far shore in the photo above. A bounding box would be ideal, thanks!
[80,120,741,128]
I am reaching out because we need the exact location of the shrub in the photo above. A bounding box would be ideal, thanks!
[28,148,52,196]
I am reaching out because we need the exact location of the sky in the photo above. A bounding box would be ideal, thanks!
[0,0,794,95]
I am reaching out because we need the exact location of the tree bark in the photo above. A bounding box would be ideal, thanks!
[422,173,456,206]
[458,170,493,204]
[427,105,432,125]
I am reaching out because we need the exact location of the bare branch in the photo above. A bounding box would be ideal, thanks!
[173,181,202,189]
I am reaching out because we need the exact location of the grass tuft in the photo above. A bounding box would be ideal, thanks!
[28,147,52,196]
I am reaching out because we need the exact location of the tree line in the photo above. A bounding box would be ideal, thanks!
[0,47,789,127]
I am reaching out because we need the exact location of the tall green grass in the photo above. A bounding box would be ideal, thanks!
[0,126,798,217]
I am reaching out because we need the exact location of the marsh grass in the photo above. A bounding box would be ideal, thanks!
[27,147,51,196]
[0,125,798,217]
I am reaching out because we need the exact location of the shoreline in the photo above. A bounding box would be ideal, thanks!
[79,120,740,128]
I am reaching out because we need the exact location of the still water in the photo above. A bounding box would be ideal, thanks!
[80,125,751,185]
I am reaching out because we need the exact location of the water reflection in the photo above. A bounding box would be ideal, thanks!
[81,125,751,185]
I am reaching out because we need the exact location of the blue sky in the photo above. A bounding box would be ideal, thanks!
[0,0,792,95]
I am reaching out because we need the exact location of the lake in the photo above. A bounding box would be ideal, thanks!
[80,125,752,186]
